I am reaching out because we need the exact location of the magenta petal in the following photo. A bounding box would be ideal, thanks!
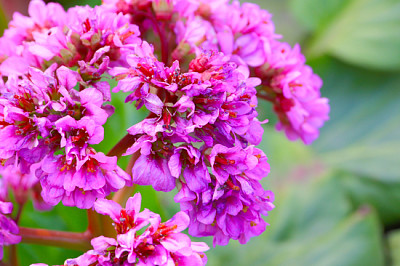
[132,155,176,192]
[94,198,122,223]
[125,193,142,214]
[56,66,78,90]
[164,211,190,233]
[0,56,29,75]
[91,236,117,251]
[0,201,13,214]
[144,94,164,115]
[191,242,209,253]
[160,233,191,253]
[168,153,182,178]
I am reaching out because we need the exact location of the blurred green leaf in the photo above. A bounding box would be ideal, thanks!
[290,0,348,31]
[339,172,400,226]
[292,0,400,71]
[17,201,87,265]
[0,3,8,35]
[57,0,101,8]
[207,174,385,266]
[388,230,400,265]
[312,58,400,181]
[18,244,81,266]
[308,58,400,225]
[256,126,314,183]
[19,202,87,232]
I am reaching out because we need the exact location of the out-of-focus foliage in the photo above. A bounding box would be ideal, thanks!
[55,0,100,8]
[389,230,400,265]
[2,0,399,265]
[291,0,400,71]
[207,174,385,266]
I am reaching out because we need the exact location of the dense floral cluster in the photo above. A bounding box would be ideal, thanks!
[0,0,329,264]
[109,45,274,245]
[65,194,208,266]
[0,65,131,209]
[103,0,330,144]
[0,0,144,209]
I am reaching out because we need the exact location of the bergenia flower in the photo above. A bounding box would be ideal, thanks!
[0,0,330,263]
[176,145,274,246]
[0,63,129,209]
[39,149,130,209]
[109,45,274,243]
[65,193,208,266]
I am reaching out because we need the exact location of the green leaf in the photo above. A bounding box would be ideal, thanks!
[388,230,400,265]
[292,0,400,71]
[207,174,385,266]
[338,172,400,226]
[17,201,87,265]
[309,58,400,225]
[290,0,348,31]
[58,0,101,8]
[18,244,81,266]
[312,58,400,182]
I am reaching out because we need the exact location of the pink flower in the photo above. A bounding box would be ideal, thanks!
[66,194,208,265]
[39,150,130,209]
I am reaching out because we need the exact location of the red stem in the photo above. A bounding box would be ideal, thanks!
[87,209,103,237]
[19,227,92,251]
[107,134,136,157]
[14,202,24,224]
[9,245,18,266]
[112,152,140,206]
[135,10,170,64]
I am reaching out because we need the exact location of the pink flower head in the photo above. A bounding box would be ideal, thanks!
[0,0,67,75]
[0,65,123,208]
[39,150,130,209]
[94,193,152,234]
[111,49,265,197]
[67,194,208,265]
[256,41,330,144]
[175,144,273,246]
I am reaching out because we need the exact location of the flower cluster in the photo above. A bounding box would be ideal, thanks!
[0,0,329,264]
[176,145,275,246]
[0,0,146,209]
[65,194,208,266]
[0,65,130,209]
[191,0,330,144]
[0,201,21,260]
[0,0,141,77]
[109,46,274,244]
[104,0,329,144]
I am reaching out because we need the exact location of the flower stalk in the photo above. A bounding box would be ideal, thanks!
[19,227,92,251]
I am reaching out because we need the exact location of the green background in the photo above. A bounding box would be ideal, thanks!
[1,0,400,265]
